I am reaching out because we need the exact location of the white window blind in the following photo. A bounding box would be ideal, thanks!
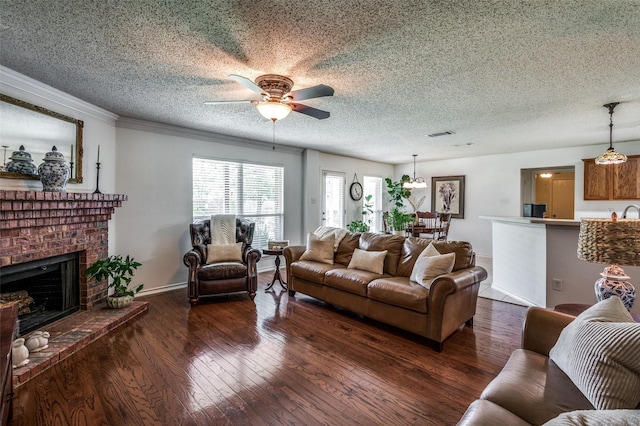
[363,176,383,233]
[193,157,284,249]
[323,171,345,228]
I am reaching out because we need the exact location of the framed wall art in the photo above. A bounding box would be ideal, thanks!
[431,175,465,219]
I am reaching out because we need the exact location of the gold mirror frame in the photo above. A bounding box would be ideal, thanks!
[1,94,84,183]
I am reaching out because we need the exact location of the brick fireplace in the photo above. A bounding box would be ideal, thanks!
[0,190,127,309]
[1,190,150,388]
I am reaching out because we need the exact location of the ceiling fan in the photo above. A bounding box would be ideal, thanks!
[205,74,334,121]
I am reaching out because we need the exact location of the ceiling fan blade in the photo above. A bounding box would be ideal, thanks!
[288,84,334,101]
[203,100,256,105]
[290,103,331,120]
[229,74,264,93]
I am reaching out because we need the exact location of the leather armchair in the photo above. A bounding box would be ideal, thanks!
[183,218,261,305]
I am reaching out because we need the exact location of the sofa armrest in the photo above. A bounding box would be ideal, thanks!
[283,245,306,284]
[245,248,262,294]
[521,307,575,356]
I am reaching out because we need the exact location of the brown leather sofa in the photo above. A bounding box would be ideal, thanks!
[458,307,593,425]
[283,232,488,351]
[183,218,261,305]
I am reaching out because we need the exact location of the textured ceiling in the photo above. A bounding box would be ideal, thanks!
[1,0,639,164]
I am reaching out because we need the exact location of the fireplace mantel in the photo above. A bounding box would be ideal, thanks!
[0,190,127,308]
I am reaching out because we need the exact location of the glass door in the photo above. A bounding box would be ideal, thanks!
[322,171,345,228]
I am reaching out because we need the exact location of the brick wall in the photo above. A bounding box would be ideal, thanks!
[0,190,127,309]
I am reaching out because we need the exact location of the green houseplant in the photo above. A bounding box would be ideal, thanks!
[347,194,374,232]
[86,254,144,308]
[385,175,413,233]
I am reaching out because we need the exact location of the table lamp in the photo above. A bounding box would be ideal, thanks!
[577,216,640,311]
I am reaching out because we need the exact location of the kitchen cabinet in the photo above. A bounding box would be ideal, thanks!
[583,155,640,200]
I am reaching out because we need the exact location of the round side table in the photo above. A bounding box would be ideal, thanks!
[262,249,287,291]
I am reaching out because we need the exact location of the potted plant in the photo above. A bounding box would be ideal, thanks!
[85,254,144,308]
[385,176,413,234]
[347,194,374,232]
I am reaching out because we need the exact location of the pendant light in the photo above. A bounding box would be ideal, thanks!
[595,102,627,165]
[403,154,427,189]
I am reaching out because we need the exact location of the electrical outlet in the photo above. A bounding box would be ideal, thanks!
[552,278,563,291]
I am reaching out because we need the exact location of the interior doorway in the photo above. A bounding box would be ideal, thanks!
[521,166,575,219]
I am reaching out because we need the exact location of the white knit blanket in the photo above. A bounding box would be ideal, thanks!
[210,214,236,244]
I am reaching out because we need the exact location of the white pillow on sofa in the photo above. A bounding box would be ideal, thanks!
[299,232,335,264]
[410,244,455,287]
[347,248,387,274]
[549,296,640,410]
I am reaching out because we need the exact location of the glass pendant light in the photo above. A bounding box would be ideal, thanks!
[403,154,427,189]
[595,102,627,165]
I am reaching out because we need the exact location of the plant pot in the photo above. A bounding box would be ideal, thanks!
[106,295,134,309]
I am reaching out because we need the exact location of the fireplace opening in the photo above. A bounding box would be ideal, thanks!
[1,252,80,335]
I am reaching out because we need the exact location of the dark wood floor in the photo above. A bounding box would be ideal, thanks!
[10,272,526,426]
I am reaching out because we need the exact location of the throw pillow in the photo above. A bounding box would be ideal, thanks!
[347,248,387,275]
[549,296,640,410]
[299,233,335,264]
[409,248,456,287]
[314,226,348,252]
[206,242,243,263]
[543,409,640,426]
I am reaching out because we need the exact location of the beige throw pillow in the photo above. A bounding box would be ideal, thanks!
[299,233,335,264]
[347,248,387,274]
[410,245,455,287]
[206,242,243,263]
[549,296,640,410]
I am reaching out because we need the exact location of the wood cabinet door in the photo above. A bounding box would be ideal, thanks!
[583,160,610,200]
[613,156,640,199]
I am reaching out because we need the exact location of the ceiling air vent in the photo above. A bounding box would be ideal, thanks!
[427,131,455,138]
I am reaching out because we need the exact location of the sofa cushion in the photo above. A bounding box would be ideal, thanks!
[367,277,429,313]
[396,237,432,277]
[198,262,247,280]
[432,240,474,271]
[409,250,455,287]
[543,409,640,426]
[348,248,387,275]
[457,399,531,426]
[299,232,335,264]
[335,232,360,266]
[480,349,593,425]
[325,268,385,297]
[359,232,404,275]
[549,296,640,410]
[206,242,243,263]
[291,261,344,285]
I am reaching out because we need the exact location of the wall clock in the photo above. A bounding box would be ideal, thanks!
[350,174,363,201]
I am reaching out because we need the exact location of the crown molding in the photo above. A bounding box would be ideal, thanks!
[116,117,304,155]
[0,65,118,123]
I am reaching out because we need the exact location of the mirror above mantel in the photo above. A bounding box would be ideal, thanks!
[0,94,84,183]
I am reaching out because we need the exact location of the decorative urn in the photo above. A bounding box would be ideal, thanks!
[5,145,37,175]
[38,145,71,192]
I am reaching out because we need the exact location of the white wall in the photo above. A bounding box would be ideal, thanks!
[394,141,640,257]
[114,120,305,292]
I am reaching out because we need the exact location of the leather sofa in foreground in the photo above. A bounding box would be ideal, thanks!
[283,231,487,351]
[458,300,640,425]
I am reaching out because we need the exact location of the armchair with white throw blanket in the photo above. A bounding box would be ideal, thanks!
[183,215,261,305]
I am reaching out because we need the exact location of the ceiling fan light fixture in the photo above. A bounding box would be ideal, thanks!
[256,101,292,121]
[403,154,428,189]
[595,102,627,165]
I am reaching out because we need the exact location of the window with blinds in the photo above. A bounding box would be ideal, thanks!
[363,176,383,233]
[193,157,284,249]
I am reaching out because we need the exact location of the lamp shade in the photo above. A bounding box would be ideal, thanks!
[595,147,628,165]
[577,218,640,266]
[256,101,292,121]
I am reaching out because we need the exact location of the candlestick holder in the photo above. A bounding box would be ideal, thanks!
[94,162,102,194]
[69,161,74,179]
